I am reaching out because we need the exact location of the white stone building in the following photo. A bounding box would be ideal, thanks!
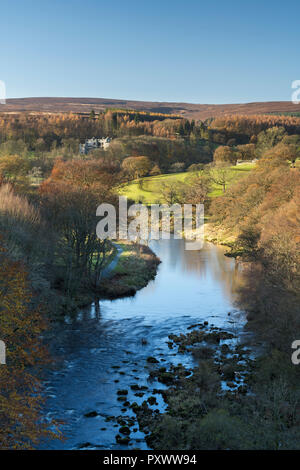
[79,137,111,155]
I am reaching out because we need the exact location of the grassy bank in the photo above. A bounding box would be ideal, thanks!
[98,241,161,299]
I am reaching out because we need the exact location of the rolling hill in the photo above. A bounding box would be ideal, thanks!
[1,97,300,120]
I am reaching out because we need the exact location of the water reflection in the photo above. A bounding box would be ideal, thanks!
[128,239,243,315]
[42,240,245,450]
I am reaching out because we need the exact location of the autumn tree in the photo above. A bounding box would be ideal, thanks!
[0,243,60,448]
[40,180,116,293]
[183,174,210,205]
[257,143,296,168]
[49,158,121,189]
[0,154,29,182]
[208,163,235,193]
[235,143,256,161]
[122,156,152,180]
[160,182,183,205]
[0,184,45,265]
[281,135,300,166]
[213,146,237,165]
[256,126,287,157]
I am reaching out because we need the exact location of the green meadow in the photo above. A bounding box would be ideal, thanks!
[118,162,255,204]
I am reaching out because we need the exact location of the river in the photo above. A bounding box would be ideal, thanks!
[42,239,247,450]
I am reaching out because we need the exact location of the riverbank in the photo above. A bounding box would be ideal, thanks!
[98,241,161,299]
[52,241,160,315]
[204,222,237,249]
[204,222,249,259]
[121,319,299,450]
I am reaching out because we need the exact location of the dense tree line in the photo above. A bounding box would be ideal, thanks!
[212,126,300,165]
[210,150,300,348]
[102,135,214,173]
[206,114,300,146]
[0,112,214,179]
[0,111,190,148]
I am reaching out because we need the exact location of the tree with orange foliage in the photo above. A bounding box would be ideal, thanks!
[0,242,61,448]
[213,146,237,165]
[122,156,152,180]
[257,143,295,169]
[49,157,121,189]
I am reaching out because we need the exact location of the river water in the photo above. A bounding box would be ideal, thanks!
[42,239,247,450]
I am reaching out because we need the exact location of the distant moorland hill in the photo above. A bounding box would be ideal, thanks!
[2,97,300,120]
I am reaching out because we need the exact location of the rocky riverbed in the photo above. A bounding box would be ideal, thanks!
[41,239,249,450]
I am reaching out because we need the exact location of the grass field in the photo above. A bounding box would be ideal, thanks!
[118,163,255,204]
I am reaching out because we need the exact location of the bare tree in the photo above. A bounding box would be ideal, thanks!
[208,163,235,193]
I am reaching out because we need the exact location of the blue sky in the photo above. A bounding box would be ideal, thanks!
[1,0,299,103]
